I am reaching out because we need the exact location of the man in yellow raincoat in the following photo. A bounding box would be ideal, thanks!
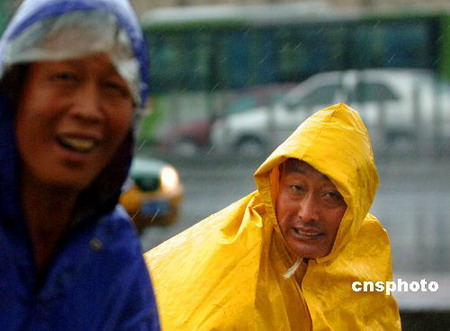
[145,104,401,330]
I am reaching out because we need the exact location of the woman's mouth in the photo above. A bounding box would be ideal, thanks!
[58,135,98,154]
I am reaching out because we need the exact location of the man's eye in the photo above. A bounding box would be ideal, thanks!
[325,191,345,204]
[104,81,131,98]
[289,184,304,193]
[50,72,77,82]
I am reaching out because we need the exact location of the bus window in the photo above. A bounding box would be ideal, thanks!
[383,22,431,68]
[351,20,433,69]
[217,30,252,89]
[149,32,213,92]
[276,25,348,82]
[216,28,277,89]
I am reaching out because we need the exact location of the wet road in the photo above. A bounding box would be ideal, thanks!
[140,153,450,310]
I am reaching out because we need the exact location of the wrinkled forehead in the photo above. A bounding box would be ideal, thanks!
[280,158,331,182]
[1,10,140,105]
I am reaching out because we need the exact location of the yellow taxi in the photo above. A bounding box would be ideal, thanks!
[120,156,184,232]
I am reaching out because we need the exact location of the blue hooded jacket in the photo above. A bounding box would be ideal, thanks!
[0,0,159,330]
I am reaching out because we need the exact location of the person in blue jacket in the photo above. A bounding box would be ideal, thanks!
[0,0,160,329]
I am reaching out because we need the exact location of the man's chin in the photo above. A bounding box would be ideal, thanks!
[43,176,95,196]
[288,240,331,259]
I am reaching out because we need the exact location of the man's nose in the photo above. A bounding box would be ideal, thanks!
[297,194,319,222]
[69,82,104,124]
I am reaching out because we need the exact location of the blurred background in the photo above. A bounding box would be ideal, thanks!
[2,0,450,329]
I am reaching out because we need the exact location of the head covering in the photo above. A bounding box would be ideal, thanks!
[145,104,401,330]
[0,0,149,108]
[254,101,379,263]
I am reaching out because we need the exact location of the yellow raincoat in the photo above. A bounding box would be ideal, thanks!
[145,104,401,330]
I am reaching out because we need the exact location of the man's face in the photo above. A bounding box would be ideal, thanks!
[15,53,134,192]
[276,159,347,258]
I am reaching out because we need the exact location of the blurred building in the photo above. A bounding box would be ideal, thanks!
[3,0,450,17]
[131,0,450,15]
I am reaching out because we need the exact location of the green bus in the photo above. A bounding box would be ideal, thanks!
[139,4,450,148]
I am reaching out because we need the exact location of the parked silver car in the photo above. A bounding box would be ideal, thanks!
[211,69,450,154]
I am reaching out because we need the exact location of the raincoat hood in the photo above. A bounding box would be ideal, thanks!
[0,0,149,107]
[254,102,379,263]
[145,104,400,330]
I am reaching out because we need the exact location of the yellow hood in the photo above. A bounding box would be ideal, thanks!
[145,104,401,330]
[255,102,378,263]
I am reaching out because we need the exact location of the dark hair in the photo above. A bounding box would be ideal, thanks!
[0,64,29,107]
[280,158,305,174]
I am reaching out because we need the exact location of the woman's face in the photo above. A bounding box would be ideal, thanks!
[15,53,134,192]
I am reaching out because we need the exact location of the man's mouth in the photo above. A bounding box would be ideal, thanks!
[58,135,98,154]
[293,227,323,238]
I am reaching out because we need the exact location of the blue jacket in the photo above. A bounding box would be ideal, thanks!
[0,0,159,330]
